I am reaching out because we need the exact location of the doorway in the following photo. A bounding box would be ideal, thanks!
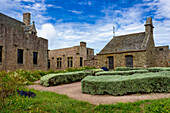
[108,56,114,69]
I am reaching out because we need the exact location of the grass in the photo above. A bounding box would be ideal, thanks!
[1,88,169,113]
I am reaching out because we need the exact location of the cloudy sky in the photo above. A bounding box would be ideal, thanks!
[0,0,169,54]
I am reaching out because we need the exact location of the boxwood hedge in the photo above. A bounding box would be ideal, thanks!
[95,70,149,76]
[40,69,103,87]
[81,71,170,96]
[147,67,170,72]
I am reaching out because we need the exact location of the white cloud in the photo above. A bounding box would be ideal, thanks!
[68,10,82,14]
[79,1,92,6]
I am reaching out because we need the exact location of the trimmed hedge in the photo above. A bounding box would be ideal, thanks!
[147,67,170,72]
[81,71,170,96]
[115,67,133,71]
[84,69,103,76]
[40,71,90,87]
[95,70,149,76]
[115,67,146,71]
[40,69,103,87]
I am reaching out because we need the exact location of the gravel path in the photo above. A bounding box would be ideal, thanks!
[28,82,170,105]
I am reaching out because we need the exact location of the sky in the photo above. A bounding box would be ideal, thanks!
[0,0,169,54]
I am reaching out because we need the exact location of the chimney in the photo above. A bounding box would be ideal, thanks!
[80,42,86,47]
[145,17,154,33]
[23,12,31,26]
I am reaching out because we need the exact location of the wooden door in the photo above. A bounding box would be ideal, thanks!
[108,56,114,69]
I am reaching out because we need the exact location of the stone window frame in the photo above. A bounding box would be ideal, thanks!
[67,56,73,68]
[17,49,24,64]
[33,51,38,65]
[125,55,134,68]
[0,46,2,63]
[48,59,50,69]
[80,57,83,67]
[56,57,62,69]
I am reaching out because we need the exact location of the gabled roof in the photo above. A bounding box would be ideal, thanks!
[0,12,25,28]
[99,32,146,54]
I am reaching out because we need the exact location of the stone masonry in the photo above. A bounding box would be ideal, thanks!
[49,42,95,70]
[97,17,169,69]
[0,12,48,72]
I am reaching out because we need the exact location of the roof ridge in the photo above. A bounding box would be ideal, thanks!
[115,32,145,37]
[0,12,24,25]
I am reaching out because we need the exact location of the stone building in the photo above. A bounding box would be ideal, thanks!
[49,42,95,70]
[97,17,169,69]
[0,12,48,71]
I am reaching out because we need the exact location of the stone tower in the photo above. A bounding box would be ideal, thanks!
[23,12,31,26]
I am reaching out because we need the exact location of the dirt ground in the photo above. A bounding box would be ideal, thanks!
[28,82,170,105]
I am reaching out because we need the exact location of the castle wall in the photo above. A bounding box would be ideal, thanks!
[155,46,169,67]
[0,23,48,72]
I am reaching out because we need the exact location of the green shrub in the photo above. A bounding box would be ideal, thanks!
[147,67,170,72]
[84,69,103,76]
[65,66,97,72]
[40,71,92,87]
[115,67,133,71]
[0,71,27,106]
[81,71,170,96]
[95,70,149,76]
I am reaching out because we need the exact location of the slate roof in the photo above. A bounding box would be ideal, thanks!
[0,12,25,28]
[99,32,146,54]
[23,25,32,32]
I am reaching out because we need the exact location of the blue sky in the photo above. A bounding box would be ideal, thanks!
[0,0,169,53]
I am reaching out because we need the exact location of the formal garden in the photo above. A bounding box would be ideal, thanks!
[0,67,170,112]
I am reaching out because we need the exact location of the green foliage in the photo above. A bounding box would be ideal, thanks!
[144,99,170,113]
[82,71,170,96]
[40,69,102,87]
[115,67,147,71]
[40,71,91,87]
[1,89,94,113]
[147,67,170,72]
[0,71,26,106]
[115,67,133,71]
[95,70,149,76]
[65,66,97,72]
[93,98,170,113]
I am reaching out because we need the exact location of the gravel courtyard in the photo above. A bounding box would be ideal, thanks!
[28,82,170,105]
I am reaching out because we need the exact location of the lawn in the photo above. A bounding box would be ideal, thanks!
[1,88,170,113]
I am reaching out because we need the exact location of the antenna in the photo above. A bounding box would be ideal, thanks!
[113,26,115,37]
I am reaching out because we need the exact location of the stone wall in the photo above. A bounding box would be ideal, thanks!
[0,23,48,72]
[49,42,94,71]
[97,50,147,69]
[155,46,169,67]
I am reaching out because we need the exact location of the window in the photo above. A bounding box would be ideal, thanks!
[18,49,23,64]
[57,58,62,68]
[33,52,38,65]
[80,57,83,67]
[48,60,50,69]
[159,48,163,51]
[0,46,2,62]
[125,55,133,67]
[67,57,73,67]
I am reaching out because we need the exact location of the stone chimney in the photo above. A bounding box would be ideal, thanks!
[145,17,154,33]
[80,42,86,47]
[23,12,31,26]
